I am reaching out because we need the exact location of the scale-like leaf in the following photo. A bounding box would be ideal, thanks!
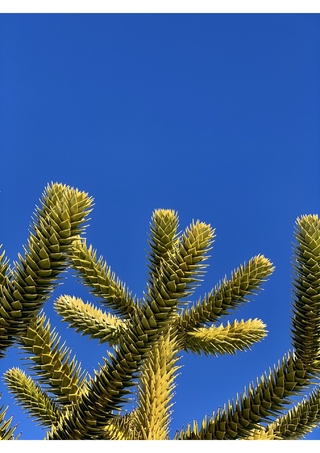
[0,395,19,440]
[18,311,88,404]
[69,240,137,317]
[54,295,126,345]
[177,352,312,439]
[0,183,92,358]
[179,255,274,331]
[4,368,60,428]
[184,319,267,356]
[291,214,320,372]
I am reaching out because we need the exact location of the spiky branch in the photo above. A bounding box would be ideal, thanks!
[0,183,92,358]
[1,185,320,440]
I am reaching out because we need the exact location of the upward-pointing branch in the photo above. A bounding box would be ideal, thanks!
[0,183,92,358]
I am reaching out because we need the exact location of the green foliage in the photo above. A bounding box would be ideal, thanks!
[1,183,320,440]
[0,396,19,440]
[0,183,92,358]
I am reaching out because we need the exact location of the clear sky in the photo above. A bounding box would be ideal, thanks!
[0,13,319,441]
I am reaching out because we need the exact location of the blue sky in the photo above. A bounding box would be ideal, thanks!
[0,13,319,441]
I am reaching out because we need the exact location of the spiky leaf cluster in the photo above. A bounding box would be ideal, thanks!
[0,183,92,358]
[0,396,19,440]
[3,368,60,427]
[291,215,320,371]
[1,185,320,440]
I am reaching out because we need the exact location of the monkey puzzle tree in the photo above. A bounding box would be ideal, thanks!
[1,182,320,440]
